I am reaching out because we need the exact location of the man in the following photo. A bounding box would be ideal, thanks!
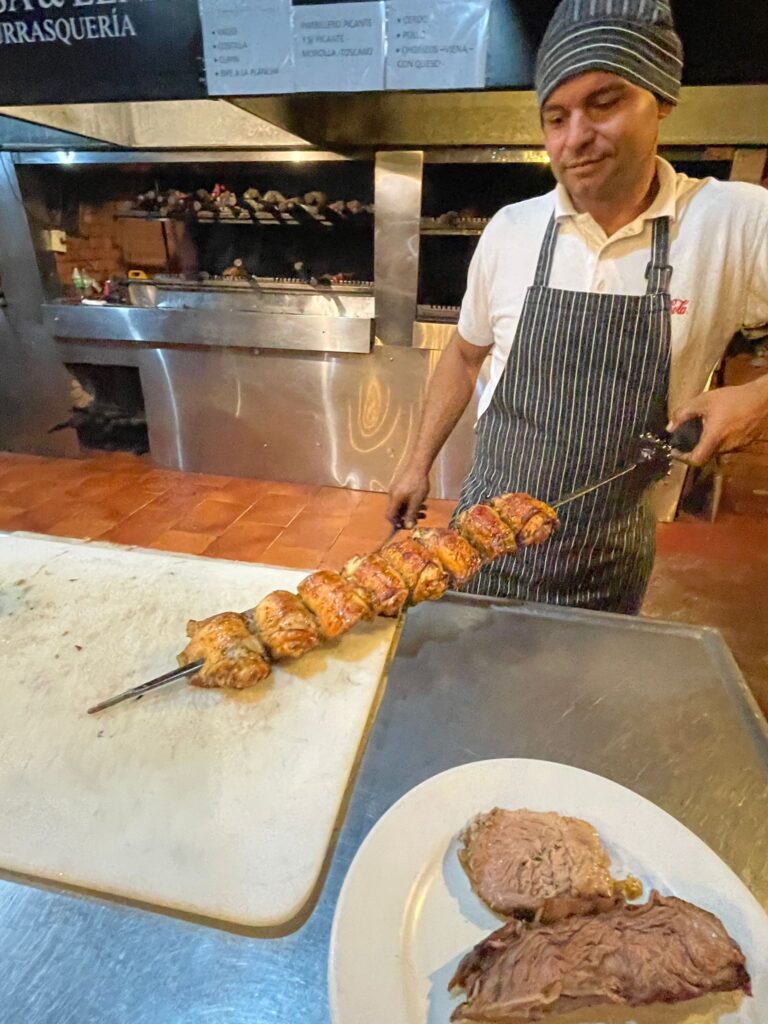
[387,0,768,613]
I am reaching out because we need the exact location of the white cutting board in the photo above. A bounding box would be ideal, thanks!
[0,533,398,928]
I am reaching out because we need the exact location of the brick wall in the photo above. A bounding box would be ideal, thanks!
[53,201,189,293]
[54,200,124,291]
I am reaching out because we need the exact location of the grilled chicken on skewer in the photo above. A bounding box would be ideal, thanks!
[343,553,409,617]
[456,504,517,561]
[90,492,560,708]
[411,527,482,586]
[491,492,560,546]
[297,570,374,639]
[379,537,450,603]
[245,590,322,661]
[178,612,271,689]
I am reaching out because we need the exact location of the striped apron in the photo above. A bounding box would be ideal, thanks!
[455,214,672,613]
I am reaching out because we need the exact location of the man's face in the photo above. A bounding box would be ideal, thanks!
[541,72,671,205]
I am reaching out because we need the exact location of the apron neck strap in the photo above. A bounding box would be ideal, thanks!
[533,212,673,295]
[645,216,672,295]
[533,214,559,287]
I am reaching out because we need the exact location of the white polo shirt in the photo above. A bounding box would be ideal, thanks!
[458,157,768,421]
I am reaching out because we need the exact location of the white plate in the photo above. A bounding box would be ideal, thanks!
[329,759,768,1024]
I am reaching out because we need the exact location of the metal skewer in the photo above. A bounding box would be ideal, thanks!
[88,424,703,715]
[87,660,203,715]
[552,462,642,510]
[551,419,703,511]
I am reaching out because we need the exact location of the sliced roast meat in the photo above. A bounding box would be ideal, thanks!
[459,808,626,920]
[450,890,751,1022]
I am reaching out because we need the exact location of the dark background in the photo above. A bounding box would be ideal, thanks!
[0,0,765,106]
[487,0,768,88]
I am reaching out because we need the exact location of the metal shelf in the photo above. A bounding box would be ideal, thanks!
[420,217,488,236]
[420,227,485,236]
[114,211,372,228]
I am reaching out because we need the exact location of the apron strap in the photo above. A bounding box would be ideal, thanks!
[532,214,559,287]
[645,216,672,295]
[535,213,672,294]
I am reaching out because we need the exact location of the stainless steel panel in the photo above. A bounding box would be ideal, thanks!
[0,99,309,150]
[136,344,478,496]
[422,145,736,165]
[366,599,768,903]
[423,147,551,164]
[0,153,76,456]
[0,598,764,1023]
[43,304,373,355]
[55,341,140,368]
[374,151,423,347]
[14,148,370,166]
[238,85,768,147]
[0,113,105,149]
[412,321,458,351]
[12,145,735,168]
[127,283,374,319]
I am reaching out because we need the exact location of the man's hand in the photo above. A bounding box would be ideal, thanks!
[668,376,768,467]
[386,332,490,529]
[386,463,430,529]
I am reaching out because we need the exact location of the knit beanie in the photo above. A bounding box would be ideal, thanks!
[535,0,684,105]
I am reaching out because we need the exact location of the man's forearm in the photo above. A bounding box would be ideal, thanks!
[408,336,489,472]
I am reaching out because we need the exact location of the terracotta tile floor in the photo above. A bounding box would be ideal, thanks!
[0,450,452,572]
[1,451,765,717]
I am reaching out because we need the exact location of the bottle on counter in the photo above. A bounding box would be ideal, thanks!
[72,267,85,297]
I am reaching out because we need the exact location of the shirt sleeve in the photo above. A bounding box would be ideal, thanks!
[457,233,494,348]
[743,208,768,339]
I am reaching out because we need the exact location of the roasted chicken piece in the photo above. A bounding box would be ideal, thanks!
[492,492,559,546]
[380,537,450,603]
[246,590,322,660]
[456,504,517,561]
[343,553,409,617]
[178,611,271,689]
[411,527,482,587]
[297,570,373,639]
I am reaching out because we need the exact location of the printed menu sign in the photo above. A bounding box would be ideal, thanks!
[293,1,384,92]
[385,0,490,90]
[199,0,293,95]
[0,0,205,104]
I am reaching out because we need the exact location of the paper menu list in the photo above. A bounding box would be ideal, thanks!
[385,0,491,90]
[293,1,385,93]
[199,0,294,96]
[199,0,493,96]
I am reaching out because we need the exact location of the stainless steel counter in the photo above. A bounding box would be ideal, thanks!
[1,597,766,1023]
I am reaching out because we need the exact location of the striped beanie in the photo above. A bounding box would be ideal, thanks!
[535,0,684,106]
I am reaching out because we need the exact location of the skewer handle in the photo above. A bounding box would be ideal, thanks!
[668,417,703,455]
[86,660,204,715]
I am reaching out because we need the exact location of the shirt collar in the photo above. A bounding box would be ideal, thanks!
[553,156,679,228]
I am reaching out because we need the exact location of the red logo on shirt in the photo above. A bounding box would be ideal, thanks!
[671,299,689,315]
